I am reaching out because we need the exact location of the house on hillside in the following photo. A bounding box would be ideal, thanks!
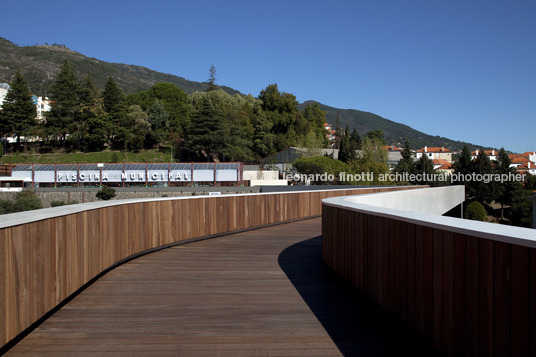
[415,146,453,163]
[471,149,498,161]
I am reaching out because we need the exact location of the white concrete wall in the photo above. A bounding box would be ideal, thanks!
[249,179,288,186]
[346,185,464,215]
[323,186,536,249]
[243,170,279,181]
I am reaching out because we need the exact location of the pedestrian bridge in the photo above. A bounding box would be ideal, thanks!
[1,186,534,356]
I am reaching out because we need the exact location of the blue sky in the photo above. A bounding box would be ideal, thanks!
[2,0,535,152]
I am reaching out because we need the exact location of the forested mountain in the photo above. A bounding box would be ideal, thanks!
[298,101,485,151]
[0,37,240,96]
[0,36,485,151]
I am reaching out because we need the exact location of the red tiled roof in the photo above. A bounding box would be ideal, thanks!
[416,147,451,153]
[433,159,451,166]
[512,157,529,164]
[384,145,402,151]
[471,150,497,156]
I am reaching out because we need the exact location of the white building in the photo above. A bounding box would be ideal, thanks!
[32,95,52,121]
[0,83,11,109]
[471,149,498,161]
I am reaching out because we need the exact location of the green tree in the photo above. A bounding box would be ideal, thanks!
[395,140,414,177]
[126,105,151,151]
[147,100,170,145]
[494,148,517,219]
[453,145,475,201]
[188,96,225,161]
[366,129,386,145]
[472,151,496,205]
[206,65,217,92]
[414,153,435,185]
[350,136,389,185]
[1,70,37,148]
[46,61,79,144]
[102,77,125,114]
[338,126,356,163]
[350,129,361,150]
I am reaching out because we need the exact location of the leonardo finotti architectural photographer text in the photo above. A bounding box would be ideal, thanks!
[286,172,526,184]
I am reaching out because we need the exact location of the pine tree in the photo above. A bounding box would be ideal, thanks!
[338,126,355,163]
[188,96,225,161]
[46,61,79,143]
[453,145,475,201]
[414,153,435,185]
[1,70,37,149]
[395,140,414,176]
[206,65,217,92]
[102,77,124,114]
[473,151,495,205]
[494,148,517,219]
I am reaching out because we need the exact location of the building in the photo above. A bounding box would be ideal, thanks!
[11,162,246,188]
[323,123,337,144]
[471,149,498,161]
[31,95,52,121]
[415,146,453,163]
[0,83,11,109]
[432,159,453,174]
[516,162,536,176]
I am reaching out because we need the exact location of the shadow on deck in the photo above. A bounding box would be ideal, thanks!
[278,236,440,356]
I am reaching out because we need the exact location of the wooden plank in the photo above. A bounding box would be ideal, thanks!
[0,187,419,349]
[415,224,425,336]
[8,218,437,356]
[422,226,434,343]
[0,229,7,343]
[510,245,530,356]
[530,249,536,357]
[432,228,443,350]
[407,223,416,330]
[399,221,409,324]
[493,241,511,356]
[465,235,479,356]
[479,238,494,356]
[442,231,454,356]
[452,233,466,356]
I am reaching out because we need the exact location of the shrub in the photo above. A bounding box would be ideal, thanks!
[293,156,350,184]
[51,200,79,207]
[464,201,487,221]
[12,191,42,213]
[51,200,66,207]
[0,200,14,214]
[96,187,116,200]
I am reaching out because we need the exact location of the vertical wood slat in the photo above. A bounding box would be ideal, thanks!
[465,235,480,356]
[479,239,494,357]
[452,233,466,357]
[322,204,536,357]
[510,245,528,356]
[493,241,511,356]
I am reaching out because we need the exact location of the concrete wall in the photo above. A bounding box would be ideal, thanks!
[0,187,259,208]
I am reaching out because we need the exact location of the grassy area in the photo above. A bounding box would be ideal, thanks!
[0,149,173,165]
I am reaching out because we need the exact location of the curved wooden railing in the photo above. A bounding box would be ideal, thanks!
[0,186,418,349]
[322,187,536,357]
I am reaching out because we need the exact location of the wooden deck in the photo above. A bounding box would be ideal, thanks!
[6,218,438,356]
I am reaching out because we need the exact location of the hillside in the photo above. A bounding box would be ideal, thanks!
[298,101,486,151]
[0,37,240,96]
[0,36,486,152]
